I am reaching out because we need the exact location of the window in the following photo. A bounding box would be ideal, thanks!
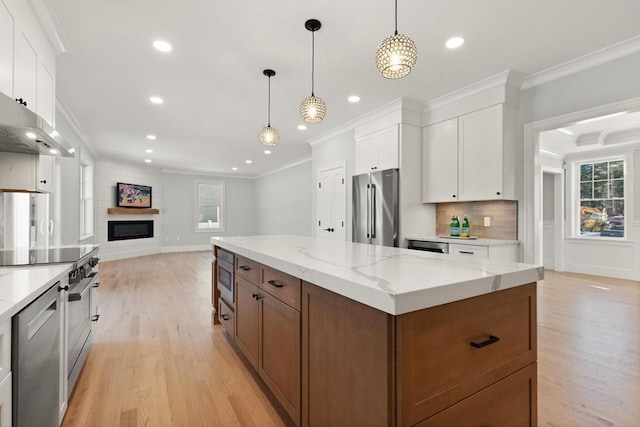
[79,154,94,239]
[578,159,624,238]
[195,179,225,231]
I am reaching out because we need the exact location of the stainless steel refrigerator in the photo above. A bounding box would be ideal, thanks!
[352,168,399,247]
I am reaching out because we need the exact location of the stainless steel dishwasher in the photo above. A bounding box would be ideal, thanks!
[12,281,66,427]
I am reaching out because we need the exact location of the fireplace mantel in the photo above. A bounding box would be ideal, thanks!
[107,208,159,215]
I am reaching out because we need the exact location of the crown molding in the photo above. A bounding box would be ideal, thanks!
[27,0,69,55]
[604,128,640,145]
[308,97,421,146]
[256,157,312,178]
[161,169,254,180]
[521,36,640,90]
[56,95,97,158]
[423,70,514,112]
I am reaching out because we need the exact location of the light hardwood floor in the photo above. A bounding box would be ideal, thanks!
[62,252,640,426]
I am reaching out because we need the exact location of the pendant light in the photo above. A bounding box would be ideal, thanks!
[259,69,279,147]
[300,19,326,124]
[375,0,417,79]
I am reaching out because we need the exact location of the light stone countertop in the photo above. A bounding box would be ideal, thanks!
[212,235,542,315]
[0,264,73,324]
[406,236,520,247]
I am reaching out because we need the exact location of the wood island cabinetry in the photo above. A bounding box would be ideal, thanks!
[213,244,537,426]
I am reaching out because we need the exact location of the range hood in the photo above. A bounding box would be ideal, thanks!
[0,91,74,157]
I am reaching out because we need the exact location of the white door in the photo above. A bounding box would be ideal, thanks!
[317,163,346,241]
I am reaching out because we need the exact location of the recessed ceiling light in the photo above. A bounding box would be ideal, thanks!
[245,160,252,164]
[149,96,163,104]
[144,159,152,163]
[232,167,238,171]
[49,149,58,154]
[68,148,76,154]
[557,128,574,136]
[153,40,172,52]
[264,150,271,155]
[146,134,156,140]
[25,132,37,139]
[145,149,154,153]
[50,130,60,137]
[297,124,307,131]
[446,37,465,49]
[348,95,360,103]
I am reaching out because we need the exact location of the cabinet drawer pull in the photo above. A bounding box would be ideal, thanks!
[221,314,230,321]
[470,335,500,348]
[252,293,263,300]
[239,265,251,271]
[459,251,474,255]
[267,280,284,288]
[91,314,100,322]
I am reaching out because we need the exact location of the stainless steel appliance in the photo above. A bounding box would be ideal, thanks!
[352,168,399,247]
[407,239,449,254]
[0,192,52,250]
[0,91,73,157]
[216,248,234,303]
[13,278,67,427]
[67,249,100,396]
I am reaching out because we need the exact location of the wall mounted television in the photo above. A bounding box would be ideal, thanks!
[117,182,152,208]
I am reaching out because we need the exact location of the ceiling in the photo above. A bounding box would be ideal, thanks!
[49,1,640,177]
[540,111,640,156]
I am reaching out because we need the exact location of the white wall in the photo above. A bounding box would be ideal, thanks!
[255,159,312,236]
[542,172,555,268]
[161,171,257,249]
[97,159,162,261]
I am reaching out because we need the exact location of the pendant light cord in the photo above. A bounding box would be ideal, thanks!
[394,0,398,35]
[311,30,315,96]
[267,75,271,127]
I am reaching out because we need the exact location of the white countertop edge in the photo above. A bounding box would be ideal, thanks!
[0,264,73,324]
[212,237,542,315]
[406,236,520,247]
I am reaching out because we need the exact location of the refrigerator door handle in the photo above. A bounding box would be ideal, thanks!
[370,184,376,239]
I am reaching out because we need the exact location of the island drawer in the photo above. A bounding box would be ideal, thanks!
[260,266,301,310]
[397,283,536,425]
[449,243,489,258]
[236,255,260,283]
[218,298,235,337]
[415,363,537,427]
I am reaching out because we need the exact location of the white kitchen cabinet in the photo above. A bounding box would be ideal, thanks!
[0,1,14,97]
[0,0,56,125]
[422,118,459,202]
[355,124,399,175]
[449,242,517,262]
[0,318,10,427]
[0,152,54,193]
[422,104,516,202]
[0,371,11,427]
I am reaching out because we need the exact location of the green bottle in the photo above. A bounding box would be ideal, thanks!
[450,215,460,237]
[461,215,470,237]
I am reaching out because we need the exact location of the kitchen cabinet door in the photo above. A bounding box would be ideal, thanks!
[0,1,14,97]
[422,118,458,202]
[37,61,55,126]
[235,276,260,370]
[0,371,11,427]
[260,292,301,424]
[458,104,504,201]
[355,134,377,175]
[37,155,55,193]
[355,124,399,175]
[13,28,37,114]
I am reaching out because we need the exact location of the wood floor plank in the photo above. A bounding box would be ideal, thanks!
[61,252,639,426]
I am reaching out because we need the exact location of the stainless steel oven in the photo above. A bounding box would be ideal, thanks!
[216,248,234,303]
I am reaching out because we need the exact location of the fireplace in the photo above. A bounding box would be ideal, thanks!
[108,220,154,241]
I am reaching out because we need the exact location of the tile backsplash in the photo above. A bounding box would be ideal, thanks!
[436,200,518,240]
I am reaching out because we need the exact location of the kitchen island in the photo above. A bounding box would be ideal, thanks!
[211,235,542,426]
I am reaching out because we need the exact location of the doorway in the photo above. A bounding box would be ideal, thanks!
[316,161,346,241]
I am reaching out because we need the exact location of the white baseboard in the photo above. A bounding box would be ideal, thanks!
[564,262,639,281]
[161,245,210,253]
[100,247,161,262]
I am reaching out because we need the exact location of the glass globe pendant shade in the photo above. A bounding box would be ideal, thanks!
[375,33,417,79]
[300,95,326,124]
[259,126,279,147]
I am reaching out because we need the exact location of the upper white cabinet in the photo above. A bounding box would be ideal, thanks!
[0,1,14,96]
[355,124,399,175]
[423,103,516,202]
[0,152,54,192]
[0,0,56,125]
